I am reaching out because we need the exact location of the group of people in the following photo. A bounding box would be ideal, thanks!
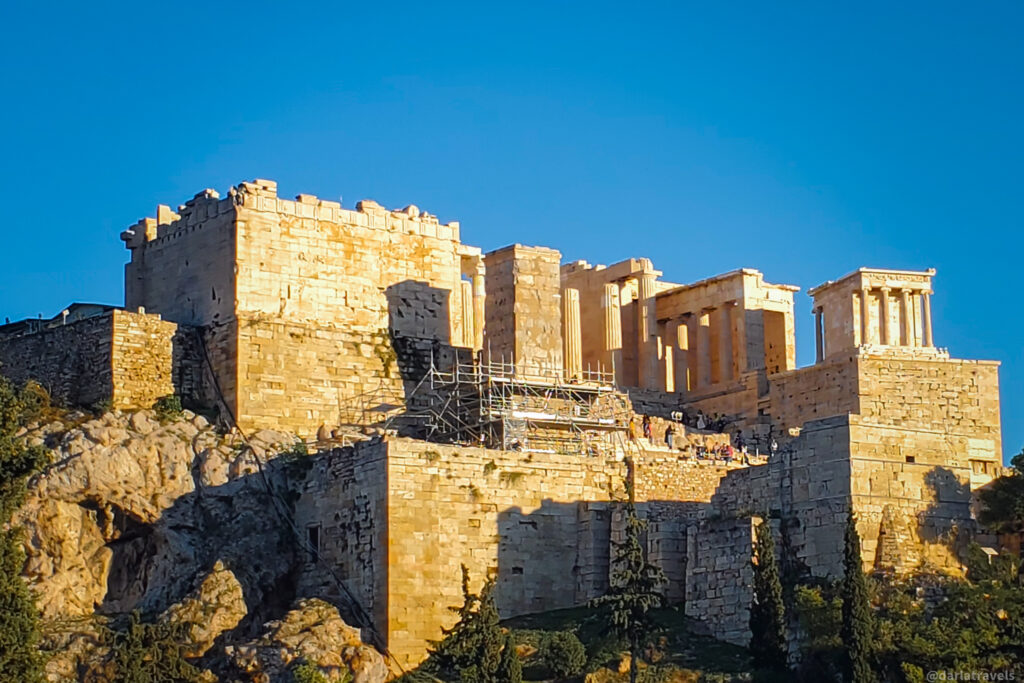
[626,412,780,466]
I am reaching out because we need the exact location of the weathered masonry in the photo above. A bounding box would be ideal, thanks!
[0,179,1005,669]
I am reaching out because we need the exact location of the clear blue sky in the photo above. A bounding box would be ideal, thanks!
[1,2,1020,460]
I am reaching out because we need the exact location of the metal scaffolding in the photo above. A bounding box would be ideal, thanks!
[409,353,630,454]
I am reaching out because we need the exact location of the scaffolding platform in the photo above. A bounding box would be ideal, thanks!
[406,355,631,454]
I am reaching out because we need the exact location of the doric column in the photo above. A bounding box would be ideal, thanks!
[562,288,582,380]
[460,280,474,347]
[859,288,871,345]
[879,287,892,345]
[602,283,623,383]
[686,314,699,391]
[814,307,824,363]
[922,290,934,347]
[900,289,913,346]
[698,309,712,387]
[719,303,734,382]
[673,318,689,392]
[471,274,485,349]
[637,272,659,389]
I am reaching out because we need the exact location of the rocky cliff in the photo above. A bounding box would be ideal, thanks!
[14,409,387,683]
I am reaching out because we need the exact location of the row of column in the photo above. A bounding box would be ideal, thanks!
[660,302,737,392]
[857,287,933,349]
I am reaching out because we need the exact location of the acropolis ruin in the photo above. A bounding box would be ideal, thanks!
[0,179,1004,669]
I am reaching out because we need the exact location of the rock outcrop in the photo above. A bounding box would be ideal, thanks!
[227,599,388,683]
[15,409,381,682]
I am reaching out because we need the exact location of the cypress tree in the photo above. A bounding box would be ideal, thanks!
[428,565,519,682]
[590,477,667,683]
[750,518,788,671]
[0,378,48,683]
[840,511,873,683]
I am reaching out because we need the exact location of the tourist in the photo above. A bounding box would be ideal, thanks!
[642,414,652,440]
[665,423,676,450]
[628,416,637,443]
[696,411,707,430]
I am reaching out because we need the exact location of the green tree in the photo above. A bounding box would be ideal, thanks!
[103,610,205,683]
[840,512,873,683]
[540,631,587,679]
[978,448,1024,533]
[428,565,519,682]
[750,518,788,672]
[590,494,667,683]
[495,632,522,683]
[0,378,48,683]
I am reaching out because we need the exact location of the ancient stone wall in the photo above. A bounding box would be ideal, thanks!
[0,309,178,410]
[767,353,861,434]
[295,437,747,669]
[295,439,389,634]
[484,245,564,372]
[684,517,757,646]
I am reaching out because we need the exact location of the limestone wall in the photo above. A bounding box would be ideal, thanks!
[684,517,757,646]
[295,437,747,669]
[0,314,114,405]
[484,245,564,372]
[109,310,178,410]
[767,353,861,434]
[295,439,389,634]
[0,309,178,411]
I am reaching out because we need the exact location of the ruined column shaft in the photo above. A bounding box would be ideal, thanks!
[562,288,582,380]
[922,291,934,347]
[880,287,892,345]
[697,310,712,387]
[900,289,913,346]
[471,274,485,350]
[602,283,623,383]
[718,304,734,382]
[814,307,824,362]
[859,288,871,346]
[460,280,474,348]
[637,273,659,389]
[668,318,689,393]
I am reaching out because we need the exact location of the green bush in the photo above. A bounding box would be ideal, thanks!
[292,660,350,683]
[540,631,587,679]
[153,395,183,423]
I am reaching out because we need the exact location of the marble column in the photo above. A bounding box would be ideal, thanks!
[719,303,734,383]
[602,283,623,383]
[562,288,582,380]
[686,314,699,391]
[637,272,659,389]
[859,288,871,346]
[460,280,474,348]
[814,307,824,363]
[698,309,712,387]
[673,318,690,392]
[471,274,485,349]
[900,289,913,346]
[922,290,934,347]
[880,287,892,345]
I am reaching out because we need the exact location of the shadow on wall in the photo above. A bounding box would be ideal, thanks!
[384,280,458,384]
[917,465,973,557]
[492,499,703,621]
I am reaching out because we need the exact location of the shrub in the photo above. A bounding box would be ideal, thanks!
[540,631,587,679]
[153,395,183,423]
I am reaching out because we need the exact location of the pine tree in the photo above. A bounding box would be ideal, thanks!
[0,378,48,683]
[750,518,788,672]
[590,476,667,683]
[428,565,520,682]
[840,511,873,683]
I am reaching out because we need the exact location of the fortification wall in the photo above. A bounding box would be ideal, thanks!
[766,353,861,434]
[0,310,178,410]
[232,186,467,436]
[684,517,757,646]
[296,438,746,668]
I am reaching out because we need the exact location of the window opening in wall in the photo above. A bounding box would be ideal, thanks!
[905,455,915,463]
[307,524,321,562]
